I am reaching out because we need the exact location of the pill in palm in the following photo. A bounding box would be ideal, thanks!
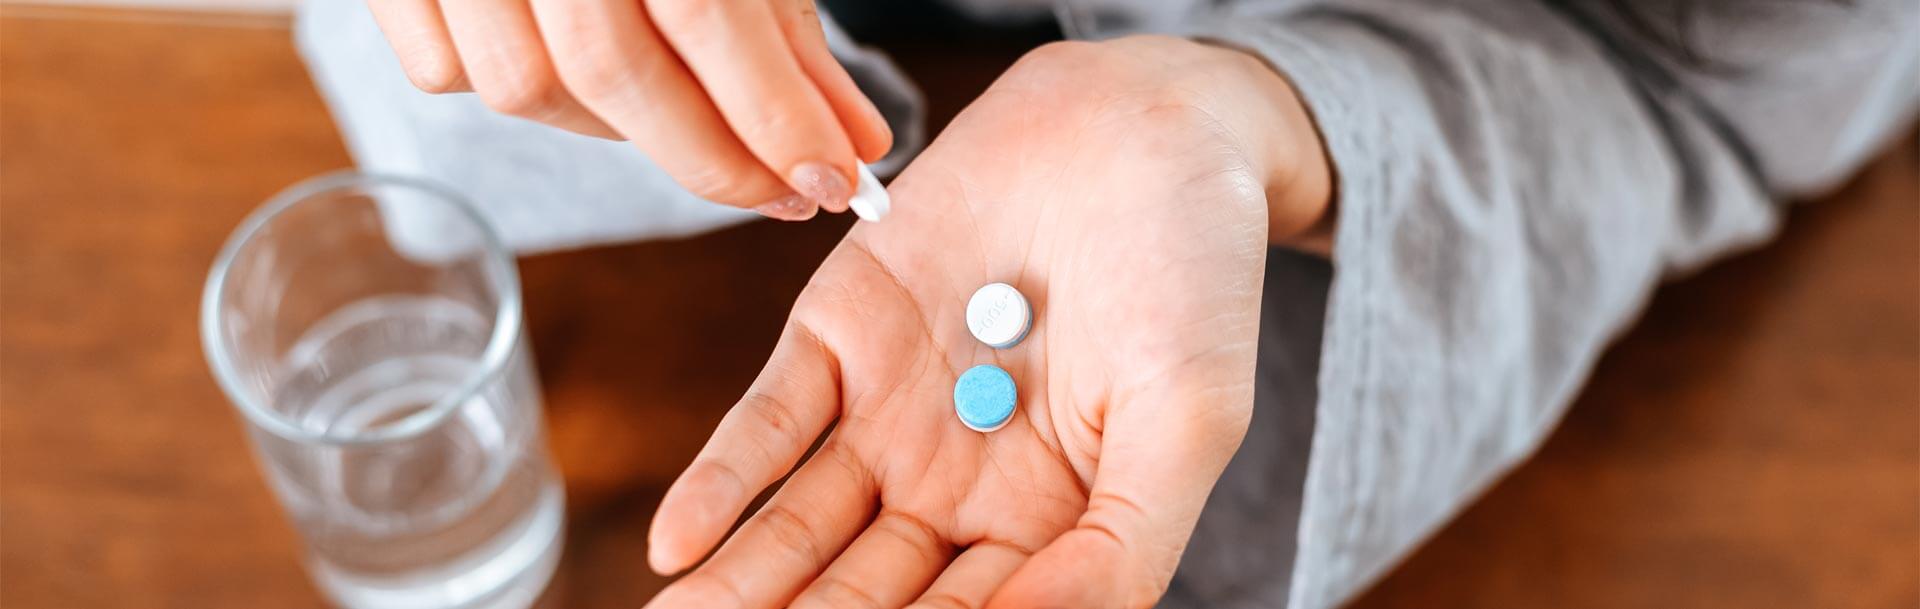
[966,282,1031,349]
[953,364,1017,432]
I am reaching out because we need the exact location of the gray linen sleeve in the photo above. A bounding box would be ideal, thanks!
[1166,1,1918,607]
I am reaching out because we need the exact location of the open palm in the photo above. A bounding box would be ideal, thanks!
[644,38,1307,609]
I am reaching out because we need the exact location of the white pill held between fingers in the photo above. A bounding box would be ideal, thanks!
[966,282,1031,349]
[847,162,891,222]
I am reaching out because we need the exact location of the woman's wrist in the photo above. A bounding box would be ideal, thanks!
[1182,39,1337,254]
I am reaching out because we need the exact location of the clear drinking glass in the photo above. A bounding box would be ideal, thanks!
[201,173,564,609]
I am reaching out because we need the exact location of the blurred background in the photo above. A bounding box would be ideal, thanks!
[1,2,1915,608]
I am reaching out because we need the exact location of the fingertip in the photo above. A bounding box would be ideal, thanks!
[646,513,702,575]
[851,99,894,164]
[789,161,854,213]
[645,504,689,574]
[754,194,820,222]
[365,0,468,94]
[646,540,687,576]
[645,516,696,576]
[855,124,893,165]
[647,463,747,574]
[401,52,469,94]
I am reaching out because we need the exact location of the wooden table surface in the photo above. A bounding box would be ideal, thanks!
[2,8,1914,609]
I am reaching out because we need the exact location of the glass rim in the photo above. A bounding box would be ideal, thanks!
[200,171,523,447]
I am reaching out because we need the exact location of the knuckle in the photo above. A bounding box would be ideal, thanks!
[726,395,799,475]
[694,458,749,499]
[755,503,822,563]
[671,166,758,205]
[1088,491,1151,531]
[794,1,819,25]
[802,578,885,609]
[646,0,722,29]
[731,109,806,148]
[558,58,633,104]
[401,52,464,94]
[871,512,945,564]
[477,65,561,118]
[549,43,645,104]
[914,593,975,609]
[772,0,822,31]
[739,392,803,446]
[822,444,869,484]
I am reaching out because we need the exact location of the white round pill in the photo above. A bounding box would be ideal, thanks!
[966,282,1031,349]
[847,162,891,222]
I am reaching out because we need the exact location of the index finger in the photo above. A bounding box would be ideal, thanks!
[647,322,845,575]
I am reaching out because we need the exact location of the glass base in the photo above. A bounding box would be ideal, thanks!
[312,483,565,609]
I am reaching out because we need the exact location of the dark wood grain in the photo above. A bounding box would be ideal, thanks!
[1,8,1913,609]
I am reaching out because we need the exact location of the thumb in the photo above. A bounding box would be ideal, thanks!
[988,381,1254,608]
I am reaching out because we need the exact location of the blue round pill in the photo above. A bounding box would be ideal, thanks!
[953,364,1017,432]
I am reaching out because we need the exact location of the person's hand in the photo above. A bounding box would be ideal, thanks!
[644,36,1332,608]
[365,0,891,219]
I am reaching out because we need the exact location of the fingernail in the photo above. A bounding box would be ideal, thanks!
[790,162,852,213]
[753,194,817,221]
